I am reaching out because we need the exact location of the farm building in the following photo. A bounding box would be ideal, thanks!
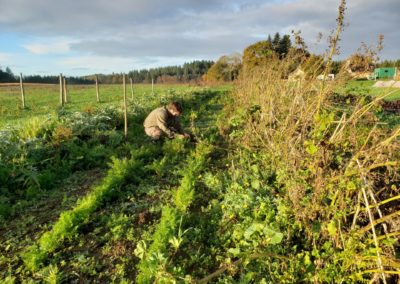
[374,67,397,79]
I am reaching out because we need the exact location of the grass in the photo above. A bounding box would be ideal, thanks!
[342,79,400,101]
[0,83,233,128]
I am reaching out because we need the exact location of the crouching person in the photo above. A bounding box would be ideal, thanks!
[143,102,191,140]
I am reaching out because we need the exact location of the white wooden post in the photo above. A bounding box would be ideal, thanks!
[95,75,100,102]
[123,74,128,139]
[20,73,25,109]
[63,77,68,103]
[151,77,154,95]
[59,73,64,106]
[130,78,134,100]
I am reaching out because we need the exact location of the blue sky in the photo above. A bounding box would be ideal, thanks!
[0,0,398,76]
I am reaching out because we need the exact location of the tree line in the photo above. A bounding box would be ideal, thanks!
[0,67,94,84]
[376,59,400,68]
[85,60,214,84]
[0,60,214,84]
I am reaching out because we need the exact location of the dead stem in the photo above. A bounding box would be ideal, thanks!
[357,159,387,284]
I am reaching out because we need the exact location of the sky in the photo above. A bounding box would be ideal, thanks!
[0,0,398,76]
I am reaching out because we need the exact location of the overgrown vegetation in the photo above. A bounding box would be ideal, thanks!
[0,85,232,282]
[205,2,400,282]
[1,1,399,282]
[216,57,399,282]
[0,107,124,221]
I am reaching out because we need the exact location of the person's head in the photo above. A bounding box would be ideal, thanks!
[167,102,183,116]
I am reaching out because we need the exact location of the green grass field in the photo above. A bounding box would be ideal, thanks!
[0,83,231,128]
[342,79,400,101]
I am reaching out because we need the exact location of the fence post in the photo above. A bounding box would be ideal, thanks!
[63,77,68,103]
[151,77,154,95]
[19,73,26,109]
[59,73,64,106]
[130,78,134,100]
[123,74,128,139]
[95,75,100,102]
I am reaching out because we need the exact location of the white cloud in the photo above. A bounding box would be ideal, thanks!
[23,40,73,55]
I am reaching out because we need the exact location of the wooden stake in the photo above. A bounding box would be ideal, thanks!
[151,77,154,95]
[63,77,68,103]
[130,78,134,100]
[123,74,128,139]
[19,73,25,109]
[59,73,64,106]
[95,75,100,102]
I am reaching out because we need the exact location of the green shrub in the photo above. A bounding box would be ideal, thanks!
[0,200,11,219]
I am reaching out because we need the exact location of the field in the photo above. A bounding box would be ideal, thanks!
[342,79,400,101]
[1,75,399,283]
[0,83,233,282]
[0,83,215,128]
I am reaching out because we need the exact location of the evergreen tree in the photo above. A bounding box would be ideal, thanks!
[277,35,291,57]
[5,67,14,77]
[267,34,272,44]
[272,32,281,50]
[0,66,17,83]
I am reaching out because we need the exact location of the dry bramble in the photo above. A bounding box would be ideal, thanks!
[222,0,399,281]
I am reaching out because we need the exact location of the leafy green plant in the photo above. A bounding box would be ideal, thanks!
[22,156,143,271]
[37,264,63,284]
[0,107,127,219]
[136,142,212,283]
